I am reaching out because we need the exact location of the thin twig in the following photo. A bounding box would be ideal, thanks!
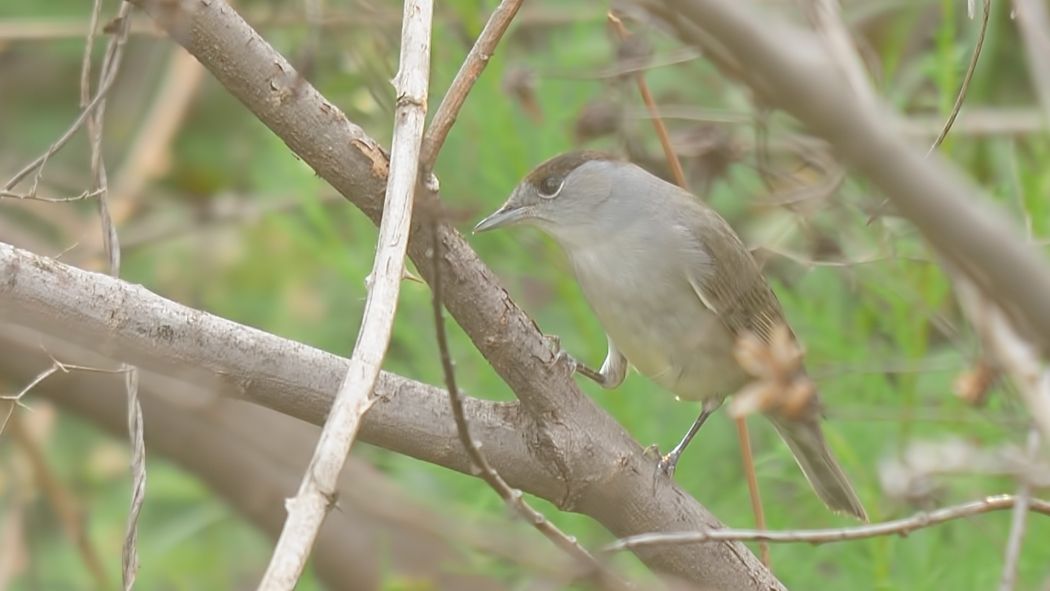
[0,188,104,202]
[76,4,142,588]
[605,494,1050,551]
[256,2,432,589]
[570,46,701,80]
[754,245,925,269]
[429,222,624,589]
[420,0,524,170]
[607,12,687,188]
[928,0,992,154]
[999,429,1040,591]
[638,105,1050,137]
[2,30,124,194]
[868,0,993,222]
[120,368,143,591]
[0,365,60,435]
[1,352,131,434]
[79,0,103,110]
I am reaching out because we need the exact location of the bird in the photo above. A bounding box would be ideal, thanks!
[473,150,867,521]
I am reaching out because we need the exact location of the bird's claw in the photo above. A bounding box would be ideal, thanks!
[544,334,578,374]
[645,445,678,494]
[657,451,680,479]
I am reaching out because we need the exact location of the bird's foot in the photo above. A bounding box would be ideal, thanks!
[657,450,682,479]
[644,445,679,494]
[544,334,578,374]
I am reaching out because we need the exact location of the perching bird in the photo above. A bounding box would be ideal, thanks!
[474,151,867,521]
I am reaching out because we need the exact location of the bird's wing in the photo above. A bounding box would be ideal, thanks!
[679,204,788,344]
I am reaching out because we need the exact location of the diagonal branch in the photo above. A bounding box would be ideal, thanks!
[257,1,432,588]
[420,0,523,170]
[0,241,535,482]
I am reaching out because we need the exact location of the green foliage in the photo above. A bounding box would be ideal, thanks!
[3,0,1049,589]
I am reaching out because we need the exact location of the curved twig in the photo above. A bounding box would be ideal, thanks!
[605,495,1050,551]
[928,0,992,154]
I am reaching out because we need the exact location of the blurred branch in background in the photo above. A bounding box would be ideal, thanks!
[954,270,1050,440]
[1013,0,1050,122]
[802,0,877,107]
[0,7,599,42]
[1000,429,1041,591]
[7,413,110,590]
[108,49,205,225]
[645,0,1050,408]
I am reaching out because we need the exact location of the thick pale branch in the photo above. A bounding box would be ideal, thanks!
[0,242,540,491]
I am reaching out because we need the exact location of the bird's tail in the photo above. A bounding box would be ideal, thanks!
[768,415,868,521]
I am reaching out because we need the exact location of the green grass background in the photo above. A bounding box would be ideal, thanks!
[2,0,1048,589]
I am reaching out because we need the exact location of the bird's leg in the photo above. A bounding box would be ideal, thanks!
[658,398,723,477]
[546,334,627,389]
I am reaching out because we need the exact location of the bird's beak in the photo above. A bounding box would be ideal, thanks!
[473,202,531,233]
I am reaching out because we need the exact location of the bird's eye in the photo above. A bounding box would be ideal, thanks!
[538,176,563,198]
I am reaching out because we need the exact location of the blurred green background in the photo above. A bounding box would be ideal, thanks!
[1,0,1048,589]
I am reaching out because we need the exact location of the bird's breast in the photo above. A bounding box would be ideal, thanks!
[568,239,746,401]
